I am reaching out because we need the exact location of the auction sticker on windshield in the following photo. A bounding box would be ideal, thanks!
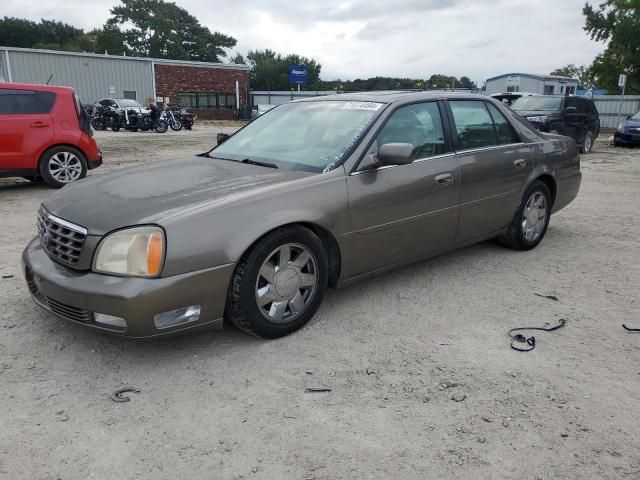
[341,102,384,111]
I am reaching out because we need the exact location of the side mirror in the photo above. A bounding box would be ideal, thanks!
[627,115,632,120]
[376,143,416,166]
[217,133,230,145]
[565,106,577,114]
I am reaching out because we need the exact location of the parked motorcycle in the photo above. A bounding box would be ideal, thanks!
[161,106,183,131]
[170,106,194,130]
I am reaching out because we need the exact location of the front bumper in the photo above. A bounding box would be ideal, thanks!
[614,131,640,145]
[22,238,234,338]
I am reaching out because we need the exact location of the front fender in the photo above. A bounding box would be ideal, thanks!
[159,169,350,277]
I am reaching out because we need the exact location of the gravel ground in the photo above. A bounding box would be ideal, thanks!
[0,127,639,480]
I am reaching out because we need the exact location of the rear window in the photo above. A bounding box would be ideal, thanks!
[0,89,56,114]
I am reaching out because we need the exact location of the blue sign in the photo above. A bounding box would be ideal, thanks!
[288,65,308,85]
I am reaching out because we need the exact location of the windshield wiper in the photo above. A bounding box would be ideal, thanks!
[203,153,278,169]
[240,158,279,169]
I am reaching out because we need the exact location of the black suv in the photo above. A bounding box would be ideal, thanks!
[510,95,600,153]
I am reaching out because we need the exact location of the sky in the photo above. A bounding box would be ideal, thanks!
[2,0,606,84]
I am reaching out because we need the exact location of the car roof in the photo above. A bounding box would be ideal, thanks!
[293,90,487,104]
[0,82,74,93]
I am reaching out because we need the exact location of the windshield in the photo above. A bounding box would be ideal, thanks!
[632,111,640,120]
[511,96,563,112]
[118,99,143,108]
[211,100,385,172]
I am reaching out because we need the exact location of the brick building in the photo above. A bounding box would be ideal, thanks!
[154,59,250,120]
[0,46,250,120]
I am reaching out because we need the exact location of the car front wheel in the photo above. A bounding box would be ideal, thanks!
[226,226,329,338]
[499,181,552,251]
[39,146,88,188]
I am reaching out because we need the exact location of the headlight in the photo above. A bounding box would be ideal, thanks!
[527,116,548,123]
[94,226,164,277]
[617,123,625,132]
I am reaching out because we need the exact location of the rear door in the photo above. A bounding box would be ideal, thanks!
[0,89,55,171]
[346,100,460,276]
[447,100,532,244]
[564,96,586,143]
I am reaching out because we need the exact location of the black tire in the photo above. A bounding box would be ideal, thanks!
[91,118,106,131]
[499,181,552,251]
[155,120,168,133]
[580,131,594,154]
[39,146,88,188]
[111,120,121,132]
[169,120,182,131]
[225,226,329,338]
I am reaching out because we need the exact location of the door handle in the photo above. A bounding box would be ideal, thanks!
[514,159,527,169]
[434,173,453,186]
[31,122,50,128]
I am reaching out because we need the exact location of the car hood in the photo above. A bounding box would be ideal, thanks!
[623,118,640,129]
[43,157,308,235]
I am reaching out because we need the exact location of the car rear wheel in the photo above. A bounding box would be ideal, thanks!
[226,226,329,338]
[499,181,551,251]
[39,146,87,188]
[580,131,594,154]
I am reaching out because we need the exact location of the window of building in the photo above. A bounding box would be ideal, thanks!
[544,85,555,95]
[123,90,137,100]
[177,92,237,109]
[506,85,520,93]
[377,102,449,159]
[486,103,520,145]
[449,100,498,150]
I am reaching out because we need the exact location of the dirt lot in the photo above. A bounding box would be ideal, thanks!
[1,127,639,480]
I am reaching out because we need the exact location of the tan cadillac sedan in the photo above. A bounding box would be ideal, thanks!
[23,92,581,338]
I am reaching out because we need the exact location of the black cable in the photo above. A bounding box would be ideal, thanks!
[509,319,566,352]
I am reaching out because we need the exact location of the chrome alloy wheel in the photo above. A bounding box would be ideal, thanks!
[48,151,82,184]
[584,134,592,153]
[255,243,319,323]
[521,192,547,242]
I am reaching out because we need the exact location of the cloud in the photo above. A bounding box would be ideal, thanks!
[2,0,605,84]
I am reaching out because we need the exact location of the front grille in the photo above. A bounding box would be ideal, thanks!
[37,208,87,267]
[45,297,92,323]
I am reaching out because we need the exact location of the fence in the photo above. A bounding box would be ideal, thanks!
[592,96,640,129]
[250,91,640,130]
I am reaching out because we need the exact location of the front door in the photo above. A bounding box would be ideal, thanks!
[345,101,460,277]
[447,100,532,244]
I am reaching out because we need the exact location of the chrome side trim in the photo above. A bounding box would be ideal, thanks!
[45,212,88,235]
[350,152,456,176]
[454,142,525,155]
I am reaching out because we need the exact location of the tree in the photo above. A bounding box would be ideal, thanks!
[550,64,595,90]
[0,17,85,51]
[583,0,640,94]
[229,52,246,65]
[246,49,322,90]
[106,0,236,62]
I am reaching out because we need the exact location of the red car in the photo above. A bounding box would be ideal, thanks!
[0,83,102,188]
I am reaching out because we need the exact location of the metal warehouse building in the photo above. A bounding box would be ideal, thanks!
[485,73,578,96]
[0,46,250,119]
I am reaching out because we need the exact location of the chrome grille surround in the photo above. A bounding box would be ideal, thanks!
[37,208,87,267]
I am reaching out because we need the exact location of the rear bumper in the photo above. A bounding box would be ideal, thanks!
[22,237,234,338]
[88,152,102,170]
[553,171,582,213]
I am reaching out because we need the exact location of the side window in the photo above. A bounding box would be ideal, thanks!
[449,100,497,150]
[99,100,110,106]
[376,102,448,159]
[565,97,586,114]
[0,90,48,114]
[486,103,520,145]
[0,91,11,114]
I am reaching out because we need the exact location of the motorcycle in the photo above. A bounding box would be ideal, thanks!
[170,106,194,130]
[90,105,109,131]
[162,105,182,131]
